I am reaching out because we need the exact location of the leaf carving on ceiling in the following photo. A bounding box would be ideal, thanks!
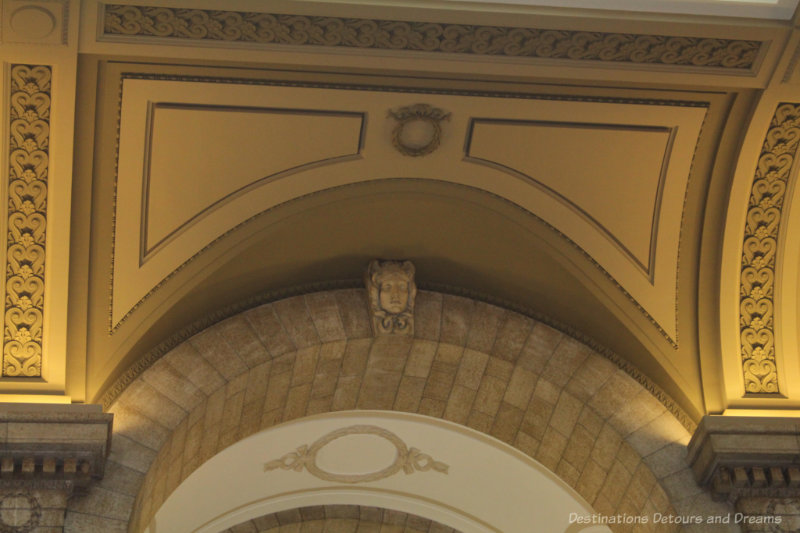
[103,5,761,69]
[739,103,800,395]
[3,65,50,378]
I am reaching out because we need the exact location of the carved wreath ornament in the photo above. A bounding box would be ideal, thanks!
[389,104,450,157]
[0,492,41,533]
[264,425,449,483]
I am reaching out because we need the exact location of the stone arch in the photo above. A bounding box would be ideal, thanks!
[222,505,460,533]
[64,290,731,532]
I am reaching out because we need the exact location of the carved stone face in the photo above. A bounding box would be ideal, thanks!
[365,259,416,336]
[379,275,410,314]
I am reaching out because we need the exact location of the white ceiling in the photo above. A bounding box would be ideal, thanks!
[306,0,798,19]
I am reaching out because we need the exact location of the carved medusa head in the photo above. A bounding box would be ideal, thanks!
[365,260,417,336]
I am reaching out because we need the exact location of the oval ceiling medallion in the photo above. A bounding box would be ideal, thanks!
[264,425,449,483]
[9,6,56,39]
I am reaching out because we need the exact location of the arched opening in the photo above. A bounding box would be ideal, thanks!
[148,412,610,532]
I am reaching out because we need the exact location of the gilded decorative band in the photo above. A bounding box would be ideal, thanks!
[4,65,50,378]
[739,103,800,394]
[102,4,761,70]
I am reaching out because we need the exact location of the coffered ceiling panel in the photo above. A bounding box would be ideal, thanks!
[112,76,705,345]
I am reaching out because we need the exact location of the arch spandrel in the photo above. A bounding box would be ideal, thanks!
[91,180,706,424]
[65,290,732,532]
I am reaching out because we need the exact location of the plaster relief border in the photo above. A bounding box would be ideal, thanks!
[100,4,763,73]
[3,65,51,378]
[739,103,800,395]
[264,425,448,483]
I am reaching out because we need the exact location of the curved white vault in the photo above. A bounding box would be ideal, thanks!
[146,411,613,533]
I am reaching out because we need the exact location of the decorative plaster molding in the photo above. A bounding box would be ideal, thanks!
[108,71,702,346]
[389,104,450,157]
[137,103,366,265]
[781,41,800,84]
[264,425,448,483]
[101,5,761,71]
[4,65,50,377]
[464,118,673,281]
[738,103,800,394]
[1,0,69,46]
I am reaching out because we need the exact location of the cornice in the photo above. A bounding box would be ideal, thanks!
[688,415,800,501]
[0,404,113,492]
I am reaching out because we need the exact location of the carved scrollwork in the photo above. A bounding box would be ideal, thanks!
[102,5,761,70]
[739,103,800,394]
[3,66,50,377]
[264,425,448,483]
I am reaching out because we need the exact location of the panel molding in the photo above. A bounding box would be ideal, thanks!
[138,102,366,264]
[108,70,706,348]
[464,118,675,281]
